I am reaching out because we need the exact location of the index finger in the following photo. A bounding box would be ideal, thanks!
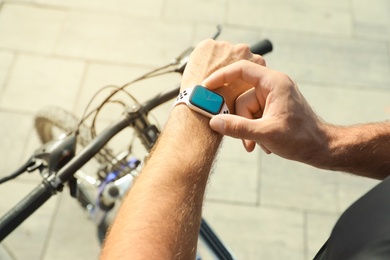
[202,60,269,90]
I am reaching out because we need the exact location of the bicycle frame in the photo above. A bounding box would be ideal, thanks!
[0,86,236,259]
[0,38,273,259]
[0,89,165,239]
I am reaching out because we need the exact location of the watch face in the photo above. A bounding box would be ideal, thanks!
[189,85,224,115]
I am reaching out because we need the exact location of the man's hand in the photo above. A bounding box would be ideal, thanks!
[203,60,330,166]
[181,39,265,113]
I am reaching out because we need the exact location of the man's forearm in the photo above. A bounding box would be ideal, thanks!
[100,39,262,259]
[100,106,221,259]
[318,122,390,179]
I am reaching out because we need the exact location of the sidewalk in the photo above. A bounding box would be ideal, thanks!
[0,1,389,259]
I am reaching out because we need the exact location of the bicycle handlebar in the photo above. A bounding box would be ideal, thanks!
[0,181,55,241]
[250,39,273,55]
[0,39,273,242]
[143,39,273,112]
[0,116,132,242]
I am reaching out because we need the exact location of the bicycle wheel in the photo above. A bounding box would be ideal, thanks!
[35,106,91,149]
[34,106,132,243]
[34,106,112,165]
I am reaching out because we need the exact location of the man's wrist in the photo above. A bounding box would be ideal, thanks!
[173,85,230,118]
[169,104,221,139]
[142,104,222,192]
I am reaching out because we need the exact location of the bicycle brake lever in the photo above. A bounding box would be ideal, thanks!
[33,134,76,175]
[26,158,45,172]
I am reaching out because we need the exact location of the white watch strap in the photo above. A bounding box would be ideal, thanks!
[173,87,194,107]
[172,87,229,118]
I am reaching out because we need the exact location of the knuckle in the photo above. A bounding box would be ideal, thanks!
[255,55,266,66]
[197,39,216,49]
[234,43,251,56]
[236,43,251,51]
[269,70,295,88]
[280,73,297,89]
[280,72,294,83]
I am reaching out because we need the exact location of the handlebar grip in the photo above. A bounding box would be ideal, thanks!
[0,181,54,241]
[250,39,273,56]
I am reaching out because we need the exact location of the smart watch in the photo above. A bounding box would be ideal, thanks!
[172,85,229,118]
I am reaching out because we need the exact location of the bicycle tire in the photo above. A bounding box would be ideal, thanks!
[34,106,126,243]
[34,106,110,165]
[35,106,91,148]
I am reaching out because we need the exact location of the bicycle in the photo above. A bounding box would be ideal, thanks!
[0,27,273,259]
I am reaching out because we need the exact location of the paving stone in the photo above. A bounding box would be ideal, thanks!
[194,23,262,48]
[352,0,390,40]
[54,12,193,66]
[35,0,164,19]
[0,111,34,174]
[0,54,85,113]
[0,181,59,260]
[299,83,389,211]
[0,1,389,259]
[206,137,259,204]
[0,112,58,259]
[337,174,380,212]
[262,32,390,89]
[0,4,66,53]
[299,83,390,125]
[260,155,339,213]
[3,0,33,2]
[0,50,14,95]
[163,0,227,24]
[227,0,352,36]
[42,192,100,260]
[0,244,13,260]
[74,62,180,121]
[203,202,305,260]
[306,212,340,259]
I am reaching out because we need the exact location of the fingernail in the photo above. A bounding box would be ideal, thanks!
[210,117,225,134]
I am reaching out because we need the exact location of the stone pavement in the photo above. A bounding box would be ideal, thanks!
[0,0,389,259]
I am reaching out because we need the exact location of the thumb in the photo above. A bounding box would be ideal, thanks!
[209,114,257,140]
[210,115,270,153]
[210,115,259,152]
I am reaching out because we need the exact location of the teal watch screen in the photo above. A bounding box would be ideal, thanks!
[189,85,224,115]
